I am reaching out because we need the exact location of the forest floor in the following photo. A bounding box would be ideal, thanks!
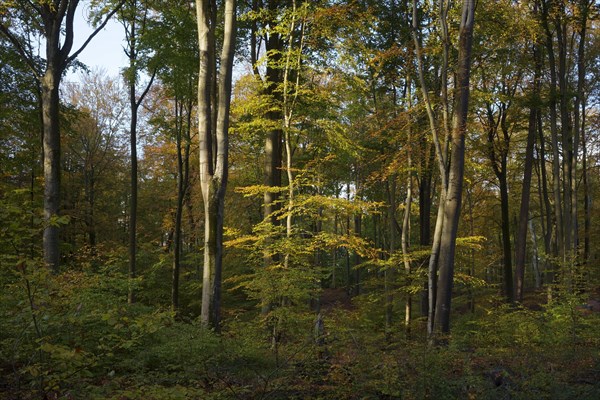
[2,271,600,399]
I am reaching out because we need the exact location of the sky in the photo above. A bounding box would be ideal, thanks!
[66,8,126,81]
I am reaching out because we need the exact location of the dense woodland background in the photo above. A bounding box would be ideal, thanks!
[2,0,600,399]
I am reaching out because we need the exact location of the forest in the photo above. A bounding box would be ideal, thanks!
[1,0,600,398]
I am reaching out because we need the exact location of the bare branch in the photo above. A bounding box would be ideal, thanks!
[135,67,157,108]
[67,0,126,65]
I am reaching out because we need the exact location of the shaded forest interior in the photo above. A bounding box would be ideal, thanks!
[2,0,600,398]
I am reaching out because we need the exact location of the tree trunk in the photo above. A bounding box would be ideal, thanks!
[259,1,285,315]
[514,106,537,301]
[556,15,573,259]
[196,0,236,330]
[402,170,412,331]
[575,0,589,264]
[262,0,284,230]
[1,0,123,272]
[541,0,564,261]
[385,177,396,330]
[536,113,554,284]
[419,142,434,317]
[514,37,541,301]
[498,168,513,302]
[128,80,138,304]
[412,0,449,337]
[529,218,541,289]
[123,4,157,304]
[433,0,475,336]
[41,70,61,272]
[172,98,185,313]
[353,212,362,296]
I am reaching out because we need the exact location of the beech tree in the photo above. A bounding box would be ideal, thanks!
[119,0,157,303]
[412,0,475,337]
[0,0,123,271]
[196,0,236,329]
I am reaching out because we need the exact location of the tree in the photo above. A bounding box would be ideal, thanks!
[135,0,199,312]
[63,70,128,251]
[413,0,475,337]
[0,0,124,271]
[119,0,157,303]
[196,0,237,329]
[514,22,542,301]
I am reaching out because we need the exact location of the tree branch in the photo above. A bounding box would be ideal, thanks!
[0,24,40,79]
[135,67,157,108]
[67,0,126,65]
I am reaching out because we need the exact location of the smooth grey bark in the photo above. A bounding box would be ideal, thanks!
[433,0,475,335]
[411,0,449,336]
[196,0,236,330]
[412,0,474,337]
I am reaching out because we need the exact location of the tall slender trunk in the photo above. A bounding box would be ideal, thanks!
[575,0,589,264]
[121,2,159,304]
[262,0,284,230]
[536,113,554,282]
[433,0,475,335]
[529,218,541,288]
[128,74,138,304]
[514,107,538,301]
[419,142,434,317]
[498,171,513,301]
[353,213,362,296]
[514,36,541,300]
[556,17,573,260]
[259,3,284,316]
[172,98,185,312]
[581,115,590,264]
[197,0,236,330]
[385,178,396,329]
[403,77,413,331]
[345,185,352,295]
[402,166,412,331]
[332,210,338,288]
[412,0,449,336]
[541,0,564,261]
[41,70,61,272]
[466,186,475,312]
[123,5,157,304]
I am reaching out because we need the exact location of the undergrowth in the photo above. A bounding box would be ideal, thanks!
[1,262,599,399]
